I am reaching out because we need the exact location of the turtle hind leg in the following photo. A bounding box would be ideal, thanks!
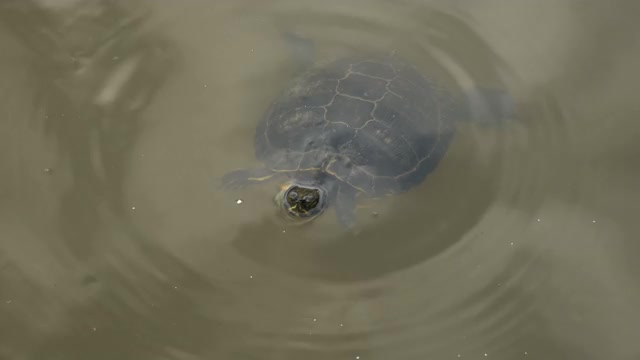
[459,87,517,126]
[220,168,276,190]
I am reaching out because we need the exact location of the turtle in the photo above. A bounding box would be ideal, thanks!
[222,39,513,228]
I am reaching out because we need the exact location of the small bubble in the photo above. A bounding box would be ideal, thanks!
[355,357,360,360]
[249,275,253,279]
[484,354,488,357]
[524,352,528,355]
[510,242,514,246]
[43,167,54,174]
[131,206,136,210]
[236,199,243,205]
[536,218,541,222]
[174,286,178,289]
[592,220,596,223]
[5,300,12,304]
[92,327,97,332]
[339,323,344,327]
[313,318,317,322]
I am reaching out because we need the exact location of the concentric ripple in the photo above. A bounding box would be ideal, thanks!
[2,0,606,359]
[123,1,574,359]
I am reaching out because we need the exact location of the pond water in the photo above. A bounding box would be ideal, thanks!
[1,1,639,359]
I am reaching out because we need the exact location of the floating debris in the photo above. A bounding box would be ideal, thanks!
[236,199,243,205]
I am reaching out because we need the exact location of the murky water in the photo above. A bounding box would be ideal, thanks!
[1,1,639,359]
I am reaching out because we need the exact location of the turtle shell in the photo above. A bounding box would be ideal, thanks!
[255,57,456,196]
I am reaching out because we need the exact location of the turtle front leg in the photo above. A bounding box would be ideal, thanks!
[220,168,277,189]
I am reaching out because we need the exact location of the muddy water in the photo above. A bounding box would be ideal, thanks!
[1,1,639,359]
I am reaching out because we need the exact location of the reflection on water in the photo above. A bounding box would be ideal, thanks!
[1,0,639,359]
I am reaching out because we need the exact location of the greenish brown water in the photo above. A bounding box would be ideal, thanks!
[1,1,639,359]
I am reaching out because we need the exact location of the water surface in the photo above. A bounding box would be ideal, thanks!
[1,1,639,359]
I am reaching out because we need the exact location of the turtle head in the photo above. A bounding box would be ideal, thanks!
[276,183,328,223]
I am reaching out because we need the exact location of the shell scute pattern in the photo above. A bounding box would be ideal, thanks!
[256,57,455,196]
